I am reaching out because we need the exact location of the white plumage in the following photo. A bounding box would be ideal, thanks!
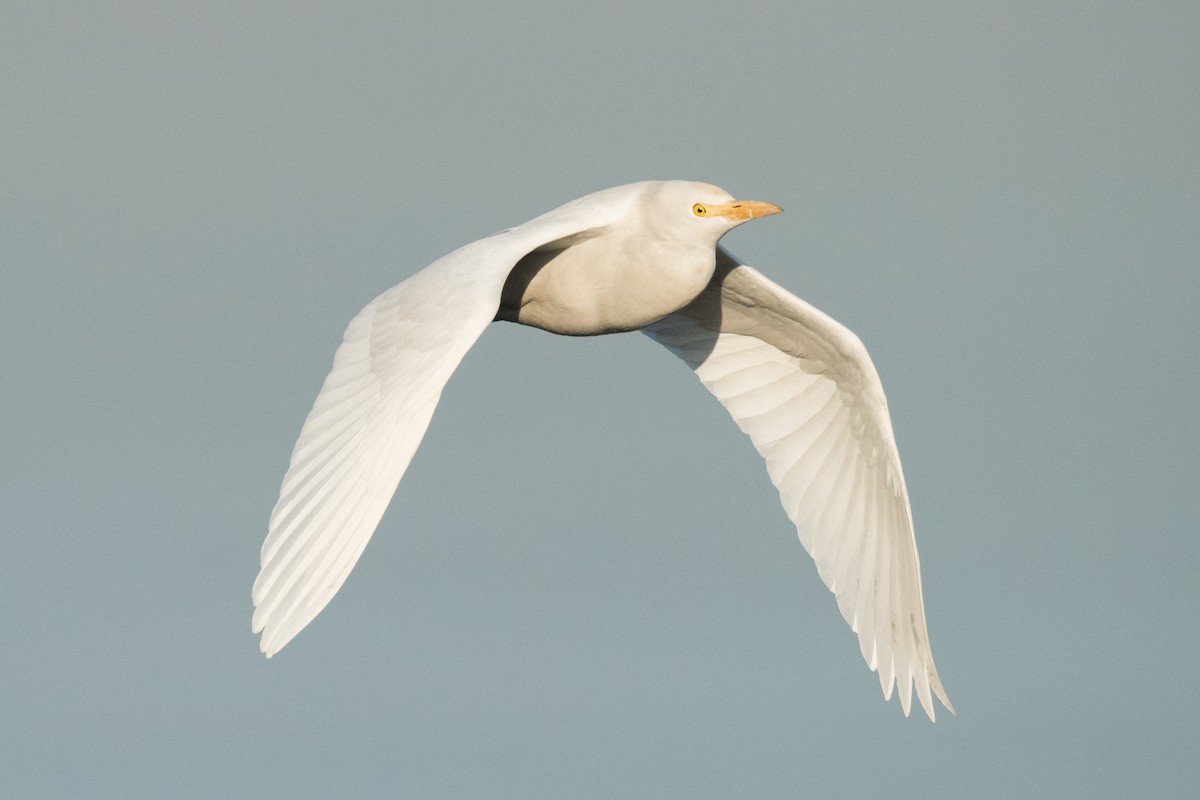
[252,180,953,720]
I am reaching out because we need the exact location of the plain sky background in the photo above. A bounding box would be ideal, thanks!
[3,2,1197,797]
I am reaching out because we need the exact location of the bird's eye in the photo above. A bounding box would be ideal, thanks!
[692,204,707,216]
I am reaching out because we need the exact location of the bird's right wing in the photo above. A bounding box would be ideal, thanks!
[253,189,641,657]
[644,248,952,720]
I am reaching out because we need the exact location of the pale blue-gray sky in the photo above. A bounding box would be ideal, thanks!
[3,2,1197,797]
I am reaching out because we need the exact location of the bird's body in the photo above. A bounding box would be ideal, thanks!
[252,180,954,720]
[498,182,741,334]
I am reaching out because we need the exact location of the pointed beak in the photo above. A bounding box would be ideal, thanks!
[711,200,783,222]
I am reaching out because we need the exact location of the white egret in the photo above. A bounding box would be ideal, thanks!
[252,180,953,719]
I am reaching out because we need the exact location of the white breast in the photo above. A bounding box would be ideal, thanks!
[499,226,718,335]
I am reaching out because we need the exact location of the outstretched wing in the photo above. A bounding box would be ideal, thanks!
[644,248,953,719]
[252,189,639,657]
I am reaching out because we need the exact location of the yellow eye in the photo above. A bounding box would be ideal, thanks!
[692,203,707,216]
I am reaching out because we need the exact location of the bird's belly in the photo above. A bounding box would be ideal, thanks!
[497,240,715,336]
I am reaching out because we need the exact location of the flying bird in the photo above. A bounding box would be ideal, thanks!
[252,180,953,719]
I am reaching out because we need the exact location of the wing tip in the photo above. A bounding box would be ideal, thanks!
[867,647,954,721]
[252,605,289,659]
[256,627,287,659]
[933,680,956,718]
[902,672,955,722]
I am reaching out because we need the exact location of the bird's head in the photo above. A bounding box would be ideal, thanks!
[645,181,783,246]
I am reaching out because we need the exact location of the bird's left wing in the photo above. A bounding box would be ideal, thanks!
[643,248,953,719]
[253,191,636,657]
